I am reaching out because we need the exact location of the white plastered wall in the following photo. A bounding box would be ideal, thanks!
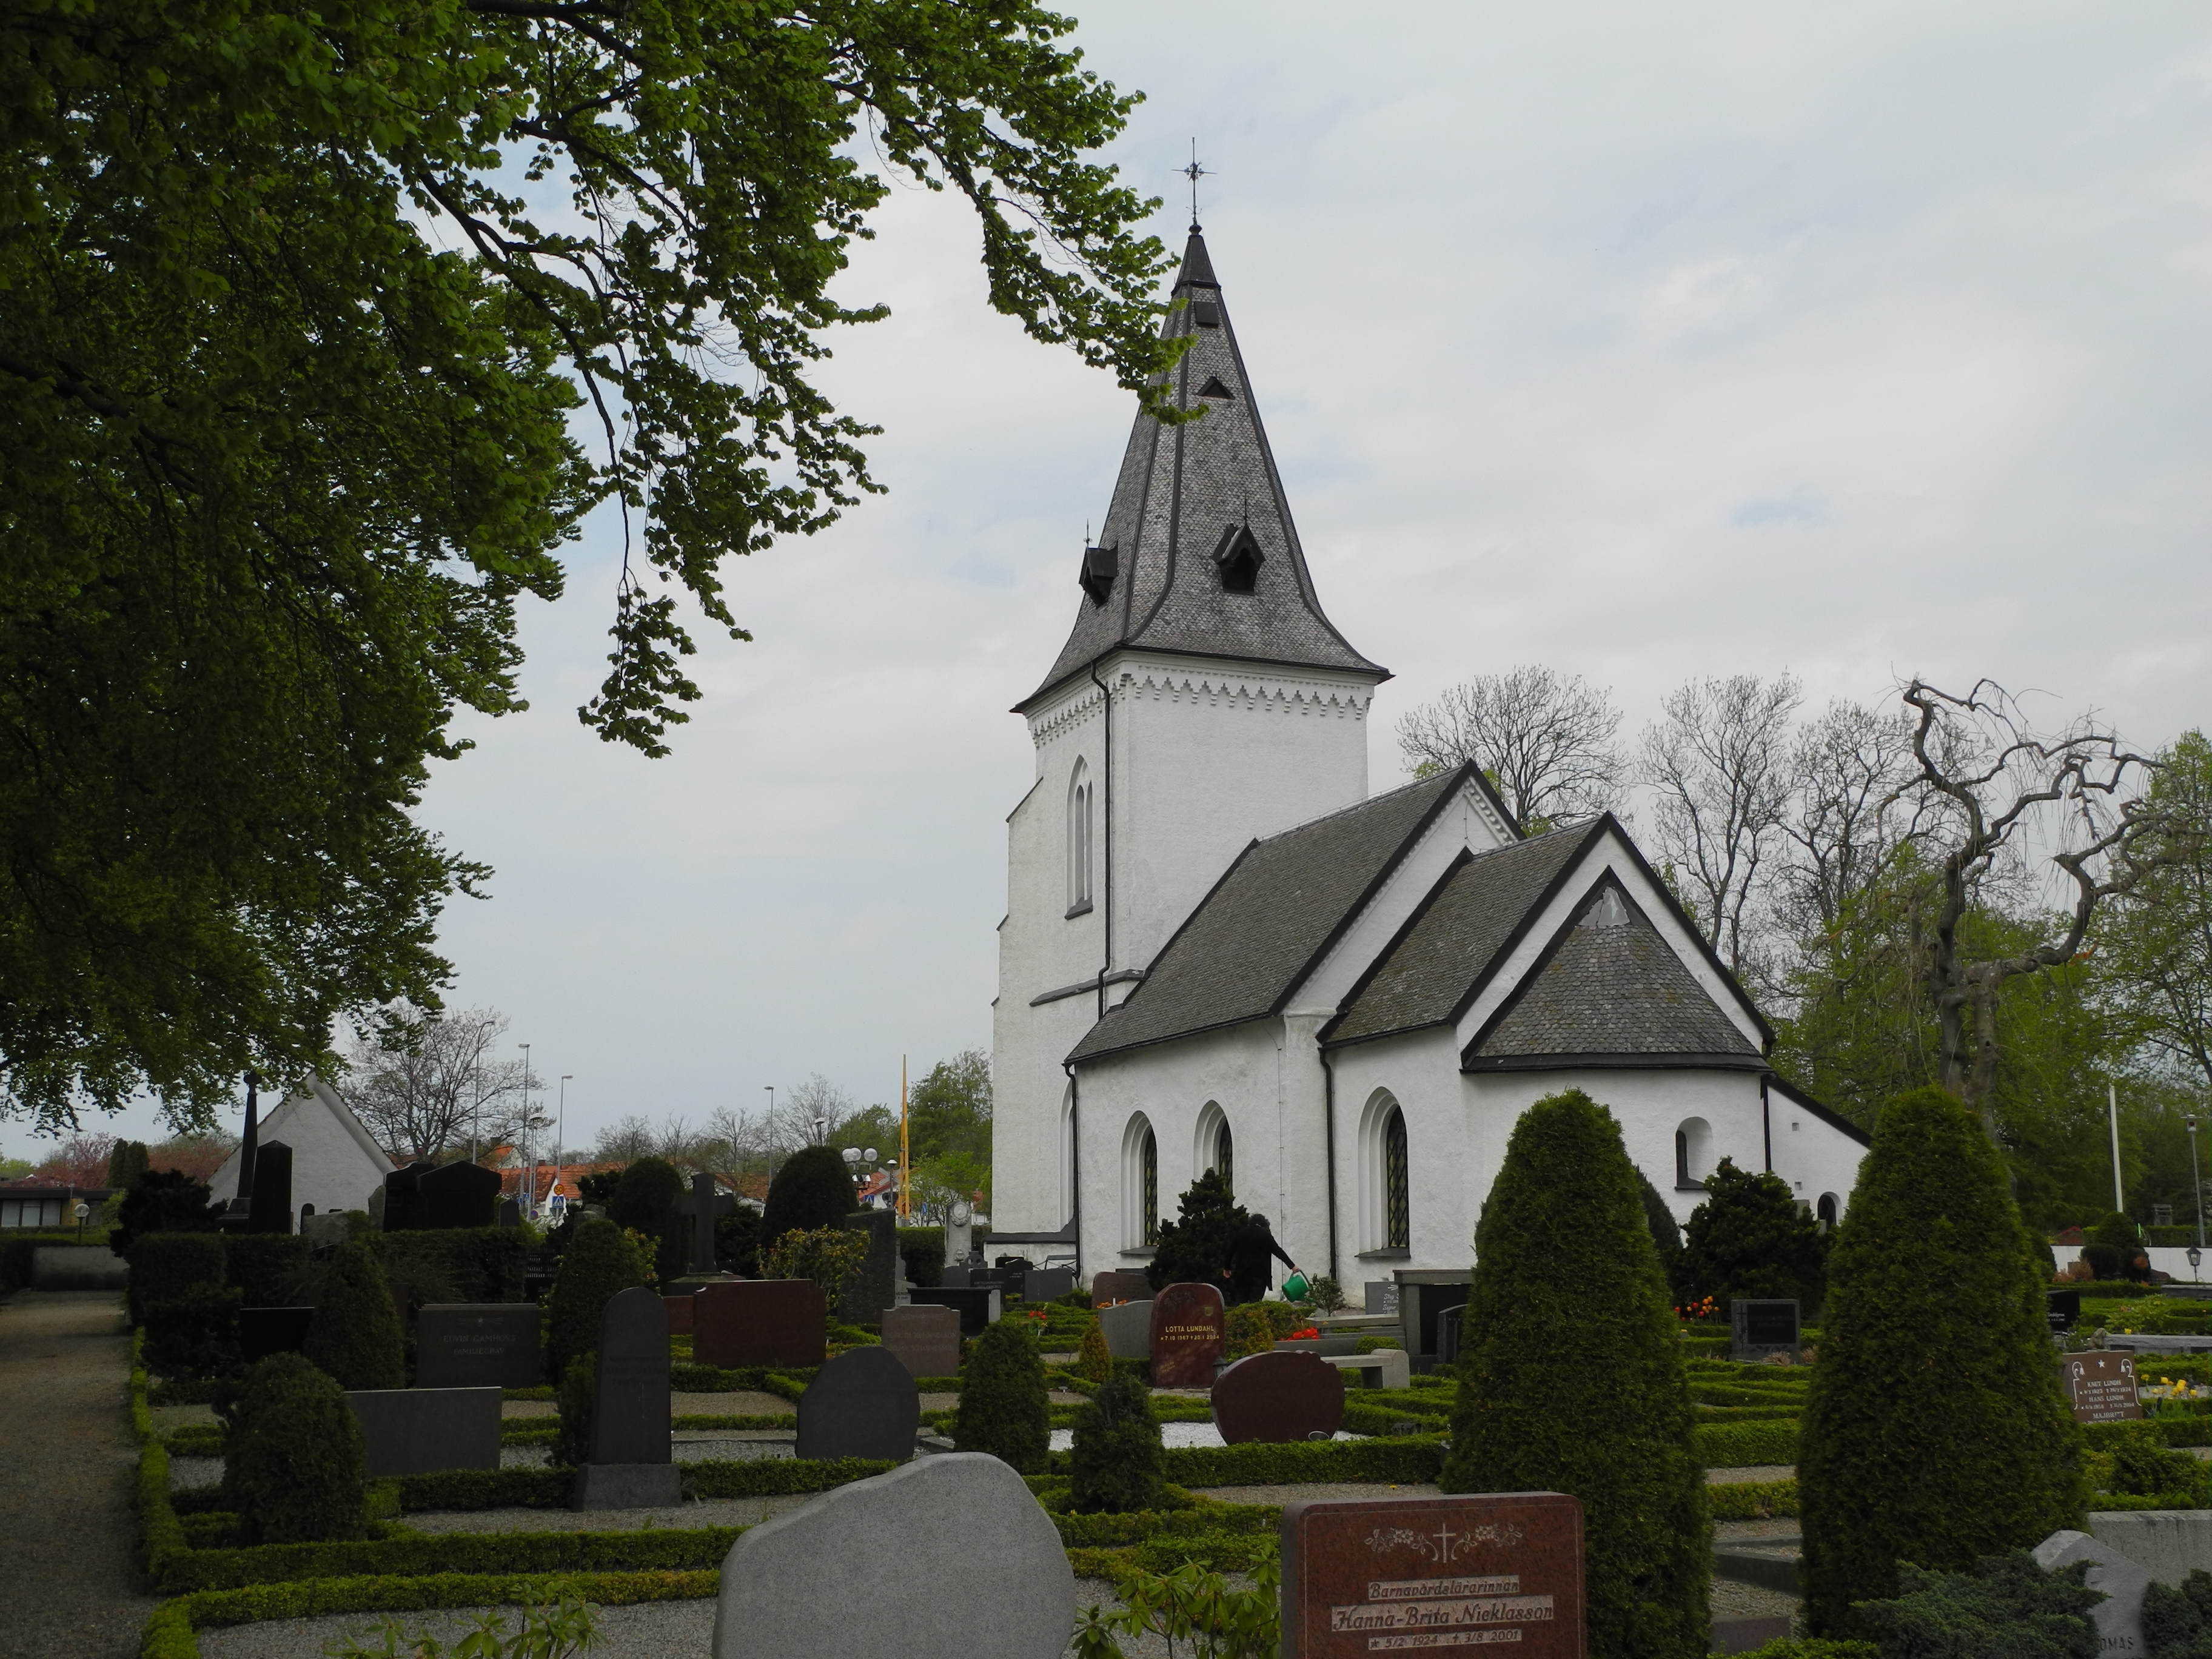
[209,1077,395,1218]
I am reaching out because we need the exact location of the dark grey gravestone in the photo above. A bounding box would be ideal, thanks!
[238,1305,315,1362]
[417,1304,542,1389]
[795,1344,919,1462]
[690,1172,718,1275]
[589,1284,671,1466]
[418,1161,500,1230]
[1022,1268,1074,1304]
[1364,1281,1399,1315]
[247,1142,294,1234]
[838,1209,899,1326]
[381,1161,435,1232]
[1437,1305,1464,1366]
[496,1197,521,1228]
[907,1284,1000,1337]
[346,1386,501,1476]
[1404,1283,1470,1364]
[1731,1298,1801,1362]
[939,1264,971,1289]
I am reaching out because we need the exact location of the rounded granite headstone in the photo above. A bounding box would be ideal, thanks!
[795,1344,920,1462]
[589,1285,672,1466]
[1211,1349,1346,1444]
[1148,1282,1227,1388]
[713,1454,1073,1659]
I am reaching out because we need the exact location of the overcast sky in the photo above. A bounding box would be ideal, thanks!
[22,3,2212,1164]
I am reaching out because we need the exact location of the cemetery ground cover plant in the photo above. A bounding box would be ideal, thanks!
[1798,1087,2086,1636]
[325,1590,598,1659]
[1443,1088,1711,1659]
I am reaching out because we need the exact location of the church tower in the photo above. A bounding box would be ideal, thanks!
[990,226,1389,1245]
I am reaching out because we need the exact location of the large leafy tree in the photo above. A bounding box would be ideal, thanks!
[1,0,1185,1131]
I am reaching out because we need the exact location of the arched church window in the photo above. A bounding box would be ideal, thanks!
[1124,1113,1158,1249]
[1067,760,1093,914]
[1196,1102,1233,1198]
[1816,1192,1839,1231]
[1383,1108,1410,1252]
[1675,1118,1713,1190]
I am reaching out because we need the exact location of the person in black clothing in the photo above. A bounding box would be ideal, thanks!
[1224,1213,1298,1307]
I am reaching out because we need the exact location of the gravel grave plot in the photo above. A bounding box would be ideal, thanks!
[1708,1464,1793,1484]
[672,1390,791,1416]
[1050,1424,1362,1451]
[503,1399,556,1418]
[152,1402,218,1432]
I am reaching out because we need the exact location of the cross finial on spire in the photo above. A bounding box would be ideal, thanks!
[1182,139,1208,231]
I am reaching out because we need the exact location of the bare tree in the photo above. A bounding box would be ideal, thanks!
[1395,666,1623,829]
[592,1113,659,1164]
[1899,679,2181,1130]
[1777,700,1926,931]
[343,1005,532,1162]
[1640,673,1804,975]
[777,1073,854,1148]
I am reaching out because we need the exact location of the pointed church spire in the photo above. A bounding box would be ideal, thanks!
[1019,229,1386,711]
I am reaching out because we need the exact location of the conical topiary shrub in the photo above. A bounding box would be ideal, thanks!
[609,1156,688,1282]
[953,1316,1050,1473]
[1076,1317,1114,1384]
[222,1352,368,1543]
[1068,1370,1163,1512]
[760,1145,855,1253]
[303,1239,404,1389]
[1798,1085,2086,1635]
[1441,1088,1709,1659]
[545,1217,647,1383]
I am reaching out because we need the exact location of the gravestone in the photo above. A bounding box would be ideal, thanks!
[346,1386,501,1476]
[881,1304,962,1379]
[664,1293,695,1336]
[574,1284,679,1509]
[2034,1529,2148,1658]
[497,1197,521,1228]
[1364,1281,1399,1315]
[301,1212,350,1249]
[2049,1288,2082,1334]
[796,1345,920,1463]
[247,1142,294,1234]
[1212,1350,1346,1444]
[939,1264,971,1289]
[942,1207,972,1269]
[694,1279,828,1369]
[416,1304,542,1389]
[1089,1270,1151,1307]
[418,1161,500,1230]
[1730,1298,1801,1362]
[1150,1283,1227,1388]
[712,1453,1073,1659]
[907,1284,1000,1338]
[2061,1351,2143,1423]
[1098,1299,1154,1360]
[1438,1305,1464,1366]
[1403,1282,1470,1365]
[688,1172,720,1275]
[1022,1267,1075,1304]
[1280,1491,1586,1658]
[839,1210,899,1326]
[238,1305,315,1362]
[380,1161,435,1232]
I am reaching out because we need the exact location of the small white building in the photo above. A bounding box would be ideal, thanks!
[209,1074,394,1220]
[988,226,1868,1291]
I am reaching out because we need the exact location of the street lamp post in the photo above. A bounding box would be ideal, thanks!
[2190,1116,2205,1284]
[518,1042,532,1218]
[557,1076,572,1215]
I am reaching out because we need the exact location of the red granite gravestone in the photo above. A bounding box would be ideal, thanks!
[2062,1351,2144,1424]
[692,1279,827,1368]
[1212,1349,1346,1444]
[1281,1492,1586,1658]
[1149,1282,1227,1388]
[663,1293,695,1336]
[1090,1270,1152,1307]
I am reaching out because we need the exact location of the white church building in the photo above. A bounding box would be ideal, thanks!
[988,227,1868,1293]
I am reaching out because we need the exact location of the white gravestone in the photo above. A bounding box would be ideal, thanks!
[713,1453,1073,1659]
[2035,1529,2148,1657]
[1098,1299,1154,1359]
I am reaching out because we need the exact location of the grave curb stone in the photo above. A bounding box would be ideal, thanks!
[711,1453,1073,1659]
[2034,1527,2150,1656]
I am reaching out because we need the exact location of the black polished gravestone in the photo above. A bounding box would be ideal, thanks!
[380,1161,435,1232]
[572,1284,679,1510]
[838,1208,899,1325]
[908,1284,1000,1336]
[1731,1298,1801,1362]
[2049,1289,2083,1335]
[795,1344,920,1462]
[238,1305,315,1362]
[247,1142,294,1235]
[417,1304,542,1389]
[417,1161,501,1230]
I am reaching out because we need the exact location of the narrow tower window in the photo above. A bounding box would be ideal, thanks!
[1067,760,1092,915]
[1124,1114,1159,1249]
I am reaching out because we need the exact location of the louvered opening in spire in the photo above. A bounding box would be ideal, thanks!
[1020,228,1386,712]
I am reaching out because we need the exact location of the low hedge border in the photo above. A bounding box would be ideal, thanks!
[1694,1419,1799,1467]
[1708,1479,1798,1520]
[154,1527,745,1595]
[141,1570,720,1659]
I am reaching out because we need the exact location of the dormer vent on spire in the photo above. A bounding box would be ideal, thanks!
[1017,226,1386,712]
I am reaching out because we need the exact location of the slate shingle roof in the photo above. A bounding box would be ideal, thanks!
[1065,770,1463,1063]
[1463,886,1763,1068]
[1322,823,1607,1047]
[1020,229,1386,712]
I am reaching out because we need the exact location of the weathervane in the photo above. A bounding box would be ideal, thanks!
[1182,139,1209,230]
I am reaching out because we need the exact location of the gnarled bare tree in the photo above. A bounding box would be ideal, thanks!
[1778,700,1928,932]
[1640,672,1803,977]
[343,1005,534,1162]
[1395,666,1623,830]
[1900,679,2181,1131]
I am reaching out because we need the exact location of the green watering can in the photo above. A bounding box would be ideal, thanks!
[1282,1270,1310,1302]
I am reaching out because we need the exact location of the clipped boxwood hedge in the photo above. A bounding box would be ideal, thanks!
[153,1525,743,1594]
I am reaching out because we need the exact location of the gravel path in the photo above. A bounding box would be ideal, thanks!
[0,1290,158,1659]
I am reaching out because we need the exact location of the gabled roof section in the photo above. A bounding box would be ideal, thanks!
[1461,876,1765,1071]
[1321,822,1609,1048]
[1067,768,1471,1063]
[1018,227,1386,712]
